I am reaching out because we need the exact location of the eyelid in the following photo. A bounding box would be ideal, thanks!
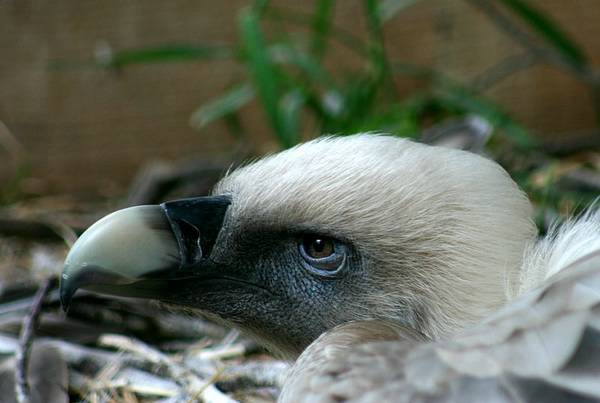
[299,237,347,277]
[300,244,338,264]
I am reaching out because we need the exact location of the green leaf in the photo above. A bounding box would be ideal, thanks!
[434,84,537,150]
[252,0,271,15]
[339,77,379,125]
[498,0,587,67]
[268,43,332,84]
[104,44,233,68]
[362,0,399,103]
[310,0,335,58]
[390,62,537,148]
[239,8,291,147]
[377,0,420,22]
[262,5,369,58]
[190,83,254,129]
[279,90,305,145]
[350,103,420,137]
[363,0,386,78]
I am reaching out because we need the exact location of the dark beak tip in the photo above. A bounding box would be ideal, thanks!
[59,274,74,313]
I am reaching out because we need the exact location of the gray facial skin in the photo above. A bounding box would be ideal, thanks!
[60,196,372,358]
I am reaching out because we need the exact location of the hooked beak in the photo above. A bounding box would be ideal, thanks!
[59,196,231,311]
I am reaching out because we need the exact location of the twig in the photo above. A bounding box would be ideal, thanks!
[0,215,81,245]
[559,168,600,192]
[217,361,290,391]
[466,0,600,85]
[99,334,173,370]
[421,116,492,153]
[121,388,140,403]
[124,159,232,207]
[99,334,238,403]
[154,312,227,339]
[195,343,248,362]
[14,278,53,403]
[0,289,60,317]
[541,129,600,155]
[0,120,24,157]
[470,52,538,91]
[187,366,225,403]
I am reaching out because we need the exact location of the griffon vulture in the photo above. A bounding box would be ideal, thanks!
[60,135,600,402]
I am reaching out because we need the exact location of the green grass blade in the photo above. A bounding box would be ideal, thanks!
[104,44,233,68]
[252,0,271,15]
[279,90,305,145]
[310,0,335,58]
[190,83,254,129]
[349,103,420,137]
[269,43,332,84]
[239,8,291,147]
[390,61,537,148]
[362,0,400,103]
[363,0,386,77]
[498,0,587,67]
[263,6,369,58]
[435,84,537,150]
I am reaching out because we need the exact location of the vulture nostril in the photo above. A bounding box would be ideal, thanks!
[160,195,231,268]
[176,219,203,266]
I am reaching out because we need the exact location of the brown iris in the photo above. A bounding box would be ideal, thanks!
[299,234,346,275]
[303,236,335,259]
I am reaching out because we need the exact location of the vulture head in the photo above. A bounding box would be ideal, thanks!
[60,135,537,358]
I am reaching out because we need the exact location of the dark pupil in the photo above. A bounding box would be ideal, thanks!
[306,237,333,258]
[313,239,325,253]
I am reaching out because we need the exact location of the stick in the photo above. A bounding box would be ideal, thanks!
[99,334,238,403]
[466,0,600,85]
[217,361,290,391]
[0,215,80,246]
[14,278,53,403]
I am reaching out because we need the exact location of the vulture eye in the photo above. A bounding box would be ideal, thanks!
[299,235,346,276]
[304,237,334,258]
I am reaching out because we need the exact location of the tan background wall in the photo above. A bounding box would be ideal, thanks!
[1,0,599,198]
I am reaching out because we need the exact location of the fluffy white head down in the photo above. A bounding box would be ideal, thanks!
[216,134,540,338]
[517,207,600,297]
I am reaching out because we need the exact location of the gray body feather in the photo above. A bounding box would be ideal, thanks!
[281,250,600,402]
[271,136,600,402]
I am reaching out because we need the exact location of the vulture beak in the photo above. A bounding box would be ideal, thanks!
[59,196,231,311]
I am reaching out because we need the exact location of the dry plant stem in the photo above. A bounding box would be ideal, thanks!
[470,52,538,91]
[542,129,600,155]
[188,366,225,403]
[0,217,70,243]
[466,0,600,85]
[15,278,53,403]
[196,343,248,361]
[0,120,24,157]
[467,0,600,127]
[100,334,172,370]
[0,213,80,246]
[99,334,237,403]
[217,361,290,390]
[124,159,232,206]
[121,388,140,403]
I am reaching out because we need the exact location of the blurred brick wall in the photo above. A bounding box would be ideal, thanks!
[1,0,599,198]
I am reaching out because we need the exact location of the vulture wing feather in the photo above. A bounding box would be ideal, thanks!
[280,251,600,402]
